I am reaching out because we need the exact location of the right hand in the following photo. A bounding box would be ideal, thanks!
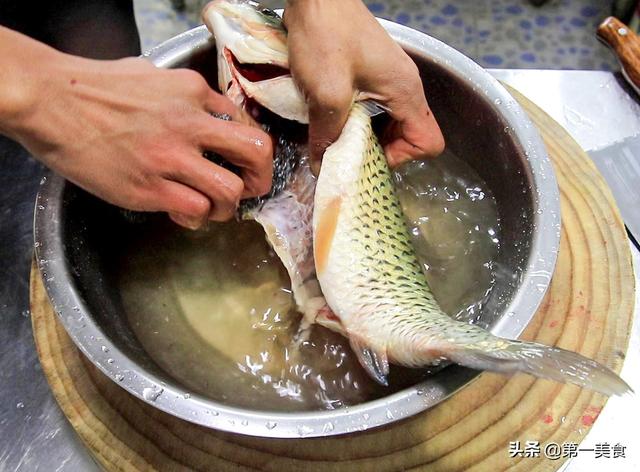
[3,37,273,229]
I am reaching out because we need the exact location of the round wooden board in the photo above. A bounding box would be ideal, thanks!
[30,88,635,471]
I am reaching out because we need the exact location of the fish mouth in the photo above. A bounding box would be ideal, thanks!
[221,46,295,119]
[204,0,310,122]
[229,49,290,83]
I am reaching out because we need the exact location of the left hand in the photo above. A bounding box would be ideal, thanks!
[284,0,445,167]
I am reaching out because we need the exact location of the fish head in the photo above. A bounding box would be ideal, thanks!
[203,0,309,122]
[203,0,288,67]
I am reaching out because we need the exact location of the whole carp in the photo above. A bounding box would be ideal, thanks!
[203,0,631,395]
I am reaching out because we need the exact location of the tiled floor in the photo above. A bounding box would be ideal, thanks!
[134,0,619,70]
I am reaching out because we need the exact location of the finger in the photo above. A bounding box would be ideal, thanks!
[307,79,354,163]
[195,115,274,197]
[168,155,245,221]
[204,89,260,128]
[155,180,211,230]
[384,101,445,167]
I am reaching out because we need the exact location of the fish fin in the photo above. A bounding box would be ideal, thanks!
[358,99,390,118]
[350,337,390,386]
[449,339,632,397]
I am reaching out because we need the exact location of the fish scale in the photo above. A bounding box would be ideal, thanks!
[315,106,456,372]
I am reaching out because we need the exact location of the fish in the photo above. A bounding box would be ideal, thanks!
[203,0,632,396]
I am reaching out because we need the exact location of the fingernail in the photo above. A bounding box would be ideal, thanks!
[170,213,203,230]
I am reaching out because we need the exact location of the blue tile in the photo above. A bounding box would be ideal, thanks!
[368,3,385,14]
[535,16,550,27]
[521,52,536,63]
[519,19,532,29]
[482,55,504,66]
[136,0,619,73]
[442,5,458,16]
[396,12,411,25]
[570,17,587,27]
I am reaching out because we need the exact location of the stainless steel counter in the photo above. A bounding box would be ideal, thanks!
[1,69,638,471]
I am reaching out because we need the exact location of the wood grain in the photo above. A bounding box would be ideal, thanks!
[597,16,640,92]
[30,87,635,471]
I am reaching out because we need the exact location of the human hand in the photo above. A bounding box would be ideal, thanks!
[284,0,444,167]
[2,32,273,229]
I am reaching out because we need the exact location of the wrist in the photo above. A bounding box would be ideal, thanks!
[0,28,67,141]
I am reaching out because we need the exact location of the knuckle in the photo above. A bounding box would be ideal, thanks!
[211,173,243,212]
[226,175,245,200]
[394,62,422,96]
[254,174,272,196]
[255,132,274,161]
[159,101,191,127]
[310,83,353,114]
[209,202,235,222]
[184,195,210,217]
[176,68,209,96]
[128,168,155,192]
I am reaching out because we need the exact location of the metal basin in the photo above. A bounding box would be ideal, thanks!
[34,21,560,438]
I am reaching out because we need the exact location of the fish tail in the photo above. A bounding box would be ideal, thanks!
[447,337,632,397]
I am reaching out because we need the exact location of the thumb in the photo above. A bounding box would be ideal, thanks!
[384,100,445,168]
[307,82,353,164]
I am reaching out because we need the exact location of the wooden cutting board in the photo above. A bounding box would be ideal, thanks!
[30,87,635,471]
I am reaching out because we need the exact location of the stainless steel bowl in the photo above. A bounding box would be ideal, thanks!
[34,21,560,438]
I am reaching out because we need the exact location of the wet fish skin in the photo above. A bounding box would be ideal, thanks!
[313,104,631,395]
